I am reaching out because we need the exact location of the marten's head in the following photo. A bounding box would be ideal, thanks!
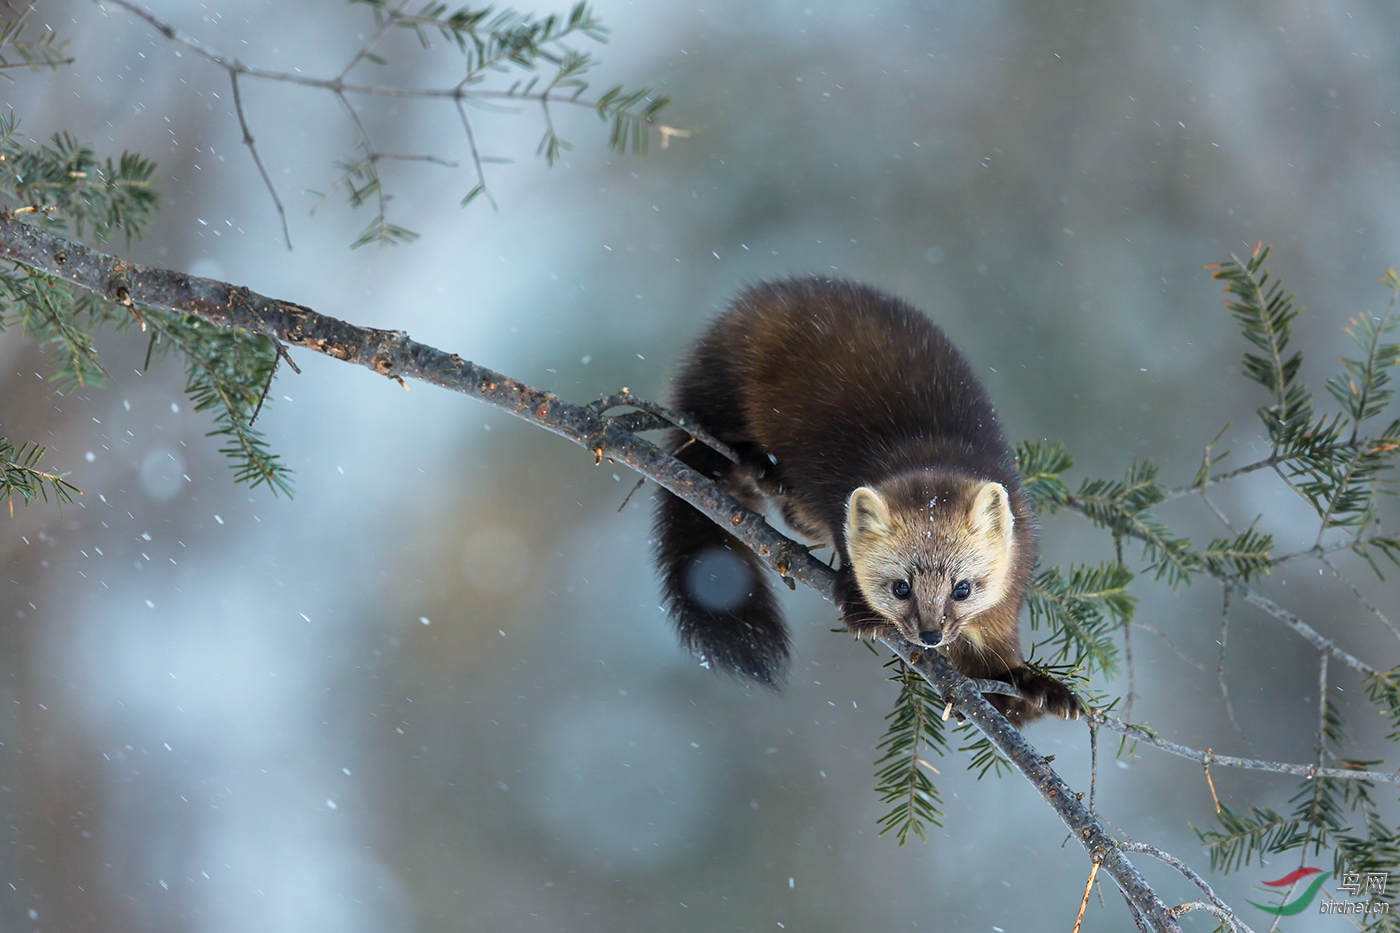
[844,473,1019,651]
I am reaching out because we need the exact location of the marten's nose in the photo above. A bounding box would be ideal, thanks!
[918,629,941,646]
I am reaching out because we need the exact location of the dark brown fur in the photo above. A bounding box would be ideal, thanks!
[653,278,1080,723]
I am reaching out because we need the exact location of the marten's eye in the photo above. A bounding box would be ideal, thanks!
[891,580,912,600]
[951,580,971,600]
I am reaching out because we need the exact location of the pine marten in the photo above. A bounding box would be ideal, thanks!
[652,278,1081,724]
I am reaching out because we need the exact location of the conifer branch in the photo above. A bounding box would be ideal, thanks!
[96,0,680,245]
[0,438,80,513]
[0,16,74,73]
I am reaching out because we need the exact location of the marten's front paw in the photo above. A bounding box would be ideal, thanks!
[838,594,891,641]
[834,564,891,640]
[1009,667,1082,721]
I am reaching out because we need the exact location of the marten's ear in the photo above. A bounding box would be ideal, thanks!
[847,486,893,541]
[968,482,1013,541]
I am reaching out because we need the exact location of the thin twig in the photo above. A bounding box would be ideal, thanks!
[1122,842,1257,933]
[1217,587,1244,739]
[334,89,388,240]
[250,350,278,425]
[273,336,301,375]
[336,0,411,81]
[101,0,671,229]
[229,69,291,250]
[1270,536,1367,565]
[454,99,496,209]
[1202,750,1221,813]
[1089,722,1098,815]
[1164,454,1280,501]
[590,388,741,464]
[1168,901,1250,929]
[1072,860,1101,933]
[616,476,646,513]
[1086,712,1399,785]
[1317,652,1331,769]
[1201,492,1237,532]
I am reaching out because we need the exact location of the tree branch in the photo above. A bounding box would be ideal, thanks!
[0,210,1185,932]
[1065,490,1379,676]
[1087,712,1400,785]
[96,0,678,232]
[1121,842,1258,933]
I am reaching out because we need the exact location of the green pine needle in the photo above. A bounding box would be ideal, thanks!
[1200,527,1273,582]
[1015,438,1074,513]
[873,659,949,844]
[143,309,294,496]
[0,438,80,512]
[1210,242,1314,452]
[1193,805,1308,875]
[1072,460,1199,586]
[1027,563,1133,675]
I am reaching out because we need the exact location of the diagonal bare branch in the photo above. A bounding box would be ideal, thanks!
[0,209,1184,932]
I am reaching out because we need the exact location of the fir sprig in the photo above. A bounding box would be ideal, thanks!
[1209,243,1314,453]
[0,113,160,243]
[1194,805,1308,875]
[1026,562,1134,675]
[320,1,671,243]
[1365,667,1400,743]
[0,438,79,513]
[1015,438,1073,513]
[1071,460,1199,586]
[874,658,949,844]
[1333,787,1400,932]
[955,722,1014,779]
[1327,273,1400,434]
[0,15,73,72]
[354,0,607,59]
[0,118,291,496]
[143,308,294,496]
[1200,527,1274,583]
[1304,283,1400,533]
[0,265,107,389]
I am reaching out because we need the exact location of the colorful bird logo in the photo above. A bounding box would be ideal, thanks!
[1249,867,1332,916]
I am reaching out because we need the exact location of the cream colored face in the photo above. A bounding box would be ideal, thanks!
[845,481,1016,649]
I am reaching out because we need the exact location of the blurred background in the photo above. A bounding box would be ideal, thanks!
[2,1,1399,930]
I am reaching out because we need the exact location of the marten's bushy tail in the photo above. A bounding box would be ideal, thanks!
[652,442,788,684]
